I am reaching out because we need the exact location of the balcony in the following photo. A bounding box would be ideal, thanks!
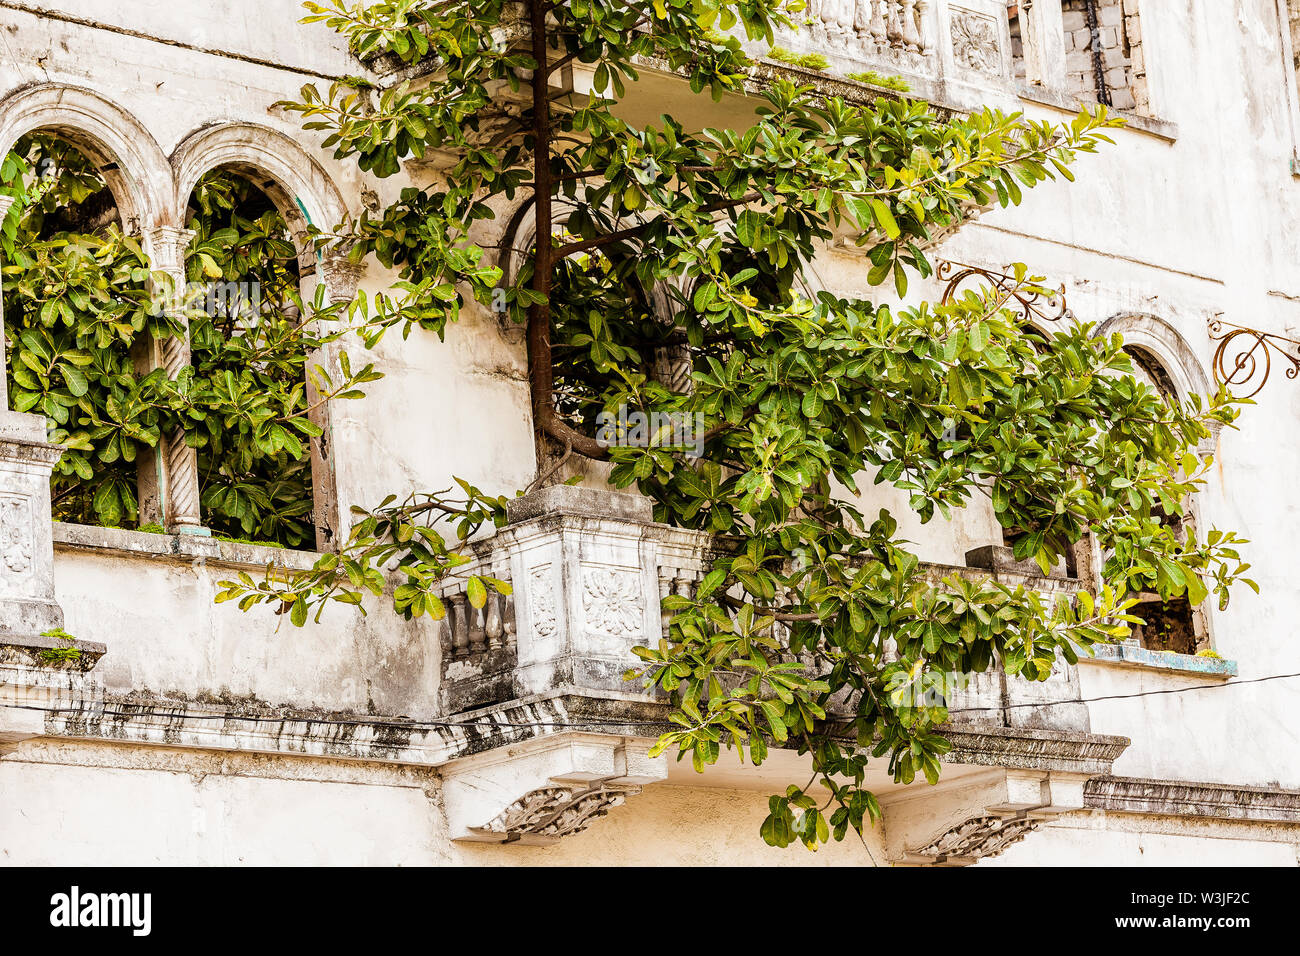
[0,407,1127,864]
[729,1,1018,109]
[727,1,1175,142]
[438,485,1091,732]
[428,484,1126,860]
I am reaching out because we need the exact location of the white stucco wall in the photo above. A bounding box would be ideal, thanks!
[2,0,1299,864]
[0,740,891,865]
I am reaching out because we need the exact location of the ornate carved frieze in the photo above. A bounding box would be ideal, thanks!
[529,563,559,641]
[0,493,33,575]
[949,7,1001,74]
[581,567,643,642]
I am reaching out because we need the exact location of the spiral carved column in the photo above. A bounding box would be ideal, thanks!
[299,252,365,549]
[143,225,204,534]
[0,195,15,412]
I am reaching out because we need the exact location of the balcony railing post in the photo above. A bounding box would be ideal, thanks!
[0,411,66,648]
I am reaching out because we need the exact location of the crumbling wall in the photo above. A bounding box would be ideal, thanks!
[1062,0,1148,113]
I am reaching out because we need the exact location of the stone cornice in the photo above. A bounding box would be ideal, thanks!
[40,690,584,769]
[33,687,1128,779]
[1085,776,1300,825]
[942,724,1130,776]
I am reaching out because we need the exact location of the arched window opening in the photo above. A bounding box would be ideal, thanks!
[180,170,319,548]
[1,140,335,550]
[1120,344,1208,655]
[991,322,1083,578]
[549,246,667,437]
[1,133,154,528]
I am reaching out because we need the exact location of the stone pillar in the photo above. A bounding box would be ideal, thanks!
[303,252,365,549]
[0,411,63,642]
[140,225,206,534]
[0,412,104,754]
[0,195,60,639]
[1020,0,1067,89]
[0,197,103,757]
[503,486,667,697]
[0,194,15,412]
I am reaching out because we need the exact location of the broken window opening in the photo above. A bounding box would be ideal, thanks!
[1062,0,1149,114]
[1120,344,1211,655]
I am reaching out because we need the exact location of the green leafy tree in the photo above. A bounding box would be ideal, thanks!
[189,0,1255,847]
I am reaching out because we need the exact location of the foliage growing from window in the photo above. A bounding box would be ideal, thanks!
[0,136,377,546]
[214,0,1252,849]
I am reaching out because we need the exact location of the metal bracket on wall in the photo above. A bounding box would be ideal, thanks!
[935,259,1070,325]
[1207,318,1300,398]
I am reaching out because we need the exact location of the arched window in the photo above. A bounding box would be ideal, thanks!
[1,93,358,551]
[1,133,153,528]
[166,125,358,549]
[1117,341,1212,655]
[178,170,320,547]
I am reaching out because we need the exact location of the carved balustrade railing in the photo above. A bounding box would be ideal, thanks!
[748,0,1017,94]
[777,0,935,69]
[436,554,518,711]
[437,487,1092,734]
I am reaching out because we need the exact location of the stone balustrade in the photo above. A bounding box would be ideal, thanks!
[750,0,1019,99]
[435,485,1092,734]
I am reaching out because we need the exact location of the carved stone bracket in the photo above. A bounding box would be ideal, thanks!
[443,733,667,846]
[903,810,1048,865]
[467,780,643,845]
[883,767,1088,866]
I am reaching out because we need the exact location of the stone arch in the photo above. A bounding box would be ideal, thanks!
[0,83,174,233]
[171,123,351,281]
[497,196,837,311]
[170,124,355,549]
[496,195,540,290]
[1093,312,1217,654]
[1092,312,1214,404]
[494,193,680,353]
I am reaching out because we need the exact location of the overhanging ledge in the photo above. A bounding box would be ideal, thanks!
[1085,776,1300,825]
[942,724,1131,777]
[24,687,1128,780]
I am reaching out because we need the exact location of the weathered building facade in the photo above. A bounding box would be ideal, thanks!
[1,0,1298,865]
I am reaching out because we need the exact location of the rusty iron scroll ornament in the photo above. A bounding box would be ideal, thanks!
[1207,318,1300,398]
[935,259,1069,324]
